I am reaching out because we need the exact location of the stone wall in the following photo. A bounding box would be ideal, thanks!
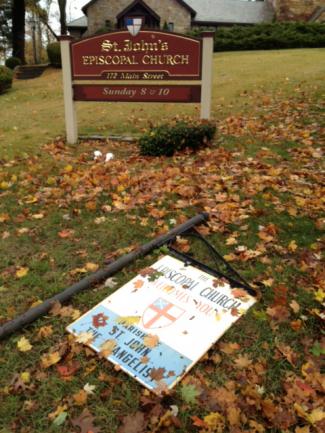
[86,0,192,35]
[269,0,325,21]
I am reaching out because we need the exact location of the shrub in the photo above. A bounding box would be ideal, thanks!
[47,42,61,67]
[0,66,13,94]
[190,22,325,51]
[139,121,216,157]
[213,23,325,52]
[5,56,22,70]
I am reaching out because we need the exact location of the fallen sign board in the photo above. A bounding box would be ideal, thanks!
[67,255,256,394]
[59,29,214,144]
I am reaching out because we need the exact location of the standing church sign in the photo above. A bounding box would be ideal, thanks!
[59,29,214,144]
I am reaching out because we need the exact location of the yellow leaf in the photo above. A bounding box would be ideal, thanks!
[314,289,325,303]
[203,412,225,433]
[41,351,61,368]
[0,181,10,190]
[16,267,29,278]
[24,195,38,204]
[32,213,44,220]
[20,372,30,383]
[288,240,298,252]
[48,404,68,421]
[308,408,325,425]
[116,316,140,326]
[17,336,32,352]
[85,262,99,272]
[64,164,73,173]
[100,339,117,357]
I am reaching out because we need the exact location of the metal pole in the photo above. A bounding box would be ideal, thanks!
[0,213,209,340]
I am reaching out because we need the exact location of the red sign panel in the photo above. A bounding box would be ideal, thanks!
[73,85,201,103]
[71,31,202,81]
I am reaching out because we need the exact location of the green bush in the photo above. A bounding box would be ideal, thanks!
[47,42,61,67]
[139,121,216,157]
[213,23,325,52]
[0,66,13,94]
[5,56,22,70]
[190,22,325,51]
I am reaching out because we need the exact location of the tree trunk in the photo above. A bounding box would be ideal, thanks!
[58,0,67,35]
[12,0,25,63]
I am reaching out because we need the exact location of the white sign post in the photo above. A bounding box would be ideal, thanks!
[200,32,215,120]
[59,36,78,145]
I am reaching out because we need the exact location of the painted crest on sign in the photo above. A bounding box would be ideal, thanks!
[142,298,185,329]
[126,17,143,36]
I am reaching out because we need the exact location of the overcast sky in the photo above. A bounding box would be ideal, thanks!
[45,0,89,32]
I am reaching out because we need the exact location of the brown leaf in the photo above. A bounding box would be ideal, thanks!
[150,367,166,382]
[219,342,240,354]
[117,412,147,433]
[71,409,101,433]
[234,354,252,369]
[73,389,88,406]
[276,343,297,367]
[266,305,290,323]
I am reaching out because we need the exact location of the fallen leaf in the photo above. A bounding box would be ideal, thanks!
[219,342,240,354]
[16,267,29,278]
[73,389,88,406]
[17,336,32,352]
[41,351,61,369]
[143,334,159,348]
[71,409,101,433]
[234,354,252,369]
[83,383,96,395]
[117,412,146,433]
[100,339,117,357]
[75,332,94,345]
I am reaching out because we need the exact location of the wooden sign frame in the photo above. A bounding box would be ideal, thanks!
[59,30,214,144]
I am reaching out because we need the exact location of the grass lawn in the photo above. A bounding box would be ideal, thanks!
[0,49,324,433]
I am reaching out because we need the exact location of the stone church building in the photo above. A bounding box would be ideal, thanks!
[67,0,325,39]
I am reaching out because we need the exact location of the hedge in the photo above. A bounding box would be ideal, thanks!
[47,42,61,67]
[191,22,325,51]
[0,66,13,94]
[5,57,22,70]
[139,121,216,157]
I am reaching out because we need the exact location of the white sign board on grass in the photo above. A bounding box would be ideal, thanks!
[67,255,256,394]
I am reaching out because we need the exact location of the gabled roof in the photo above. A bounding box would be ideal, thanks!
[186,0,274,24]
[67,16,88,28]
[82,0,196,16]
[116,0,160,21]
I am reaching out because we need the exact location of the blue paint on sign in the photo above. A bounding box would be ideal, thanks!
[67,305,192,390]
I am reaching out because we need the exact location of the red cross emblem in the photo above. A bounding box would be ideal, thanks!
[142,298,185,330]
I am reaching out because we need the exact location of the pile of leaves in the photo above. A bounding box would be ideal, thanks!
[0,85,324,433]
